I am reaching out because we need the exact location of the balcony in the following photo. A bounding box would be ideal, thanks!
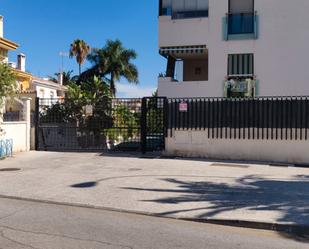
[223,79,258,98]
[172,10,208,20]
[159,0,209,20]
[158,46,209,98]
[223,12,259,40]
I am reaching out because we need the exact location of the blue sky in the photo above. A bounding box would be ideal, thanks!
[0,0,165,97]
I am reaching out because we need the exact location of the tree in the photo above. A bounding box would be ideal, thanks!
[0,62,17,109]
[0,63,17,135]
[49,70,76,85]
[87,39,139,96]
[69,39,91,75]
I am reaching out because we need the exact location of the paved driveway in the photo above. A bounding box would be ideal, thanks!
[1,152,309,227]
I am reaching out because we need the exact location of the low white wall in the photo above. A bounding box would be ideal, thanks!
[1,122,28,153]
[158,77,219,98]
[165,130,309,164]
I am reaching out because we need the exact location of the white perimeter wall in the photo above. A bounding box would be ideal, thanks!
[1,122,28,153]
[158,0,309,98]
[165,130,309,164]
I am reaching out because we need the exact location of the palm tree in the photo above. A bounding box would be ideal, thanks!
[69,39,91,75]
[87,39,138,96]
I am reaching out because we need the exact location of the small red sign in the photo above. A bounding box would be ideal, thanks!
[179,101,188,112]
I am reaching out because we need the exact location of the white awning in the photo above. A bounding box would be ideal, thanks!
[159,45,207,57]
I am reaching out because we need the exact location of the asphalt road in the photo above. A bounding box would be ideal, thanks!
[0,197,307,249]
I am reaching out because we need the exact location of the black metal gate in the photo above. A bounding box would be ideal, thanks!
[35,97,167,152]
[141,97,167,153]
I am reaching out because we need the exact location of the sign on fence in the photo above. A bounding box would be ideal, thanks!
[179,101,188,112]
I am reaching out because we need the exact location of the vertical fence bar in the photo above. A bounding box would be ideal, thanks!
[237,99,240,139]
[216,98,219,139]
[251,99,256,140]
[203,99,206,130]
[35,97,40,151]
[212,98,215,139]
[294,97,297,140]
[229,99,232,139]
[274,98,279,140]
[220,99,224,139]
[289,98,294,140]
[280,98,284,140]
[242,98,245,139]
[266,98,270,140]
[286,98,289,140]
[305,97,309,140]
[270,97,274,140]
[300,97,303,140]
[225,99,228,139]
[193,100,198,130]
[295,97,298,140]
[199,99,202,130]
[261,98,264,140]
[247,98,251,140]
[257,98,260,140]
[234,99,237,139]
[207,99,211,138]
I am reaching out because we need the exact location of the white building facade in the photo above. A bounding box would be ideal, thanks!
[31,77,66,100]
[158,0,309,98]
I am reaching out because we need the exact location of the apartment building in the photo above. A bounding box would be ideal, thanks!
[157,0,309,98]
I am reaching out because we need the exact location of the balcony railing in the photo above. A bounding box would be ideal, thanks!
[172,10,209,19]
[227,12,255,35]
[159,7,208,19]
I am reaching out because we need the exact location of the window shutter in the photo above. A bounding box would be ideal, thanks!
[228,54,254,76]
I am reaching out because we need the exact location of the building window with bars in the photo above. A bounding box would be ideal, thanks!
[228,53,254,78]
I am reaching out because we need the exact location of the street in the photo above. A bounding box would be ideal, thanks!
[0,197,307,249]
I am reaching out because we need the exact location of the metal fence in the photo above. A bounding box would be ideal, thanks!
[168,96,309,140]
[36,98,142,151]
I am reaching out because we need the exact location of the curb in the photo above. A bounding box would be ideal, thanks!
[0,194,308,235]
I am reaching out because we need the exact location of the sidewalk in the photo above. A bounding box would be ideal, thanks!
[0,152,309,231]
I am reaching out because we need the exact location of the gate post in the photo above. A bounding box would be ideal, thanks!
[163,97,168,150]
[34,97,40,151]
[141,97,147,154]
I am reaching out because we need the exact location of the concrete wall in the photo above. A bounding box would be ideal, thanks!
[158,0,309,98]
[0,97,31,153]
[1,122,27,153]
[158,77,215,98]
[165,130,309,164]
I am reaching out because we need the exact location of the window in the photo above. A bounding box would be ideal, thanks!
[229,0,254,14]
[39,89,45,98]
[228,54,254,77]
[228,0,255,35]
[160,0,209,19]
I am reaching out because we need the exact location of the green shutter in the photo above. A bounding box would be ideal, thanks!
[222,16,228,41]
